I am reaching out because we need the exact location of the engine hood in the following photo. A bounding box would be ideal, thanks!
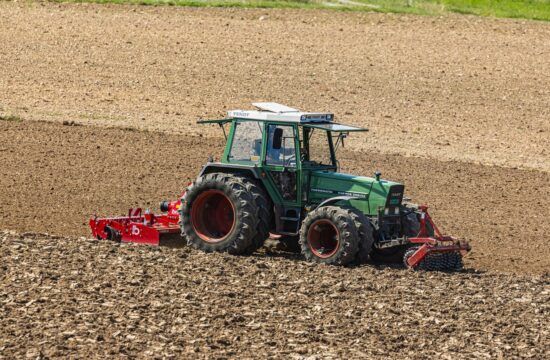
[308,170,404,215]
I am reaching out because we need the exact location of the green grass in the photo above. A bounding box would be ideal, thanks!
[50,0,550,21]
[0,114,23,122]
[427,0,550,20]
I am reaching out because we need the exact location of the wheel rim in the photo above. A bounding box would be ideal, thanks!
[307,219,339,258]
[191,190,236,243]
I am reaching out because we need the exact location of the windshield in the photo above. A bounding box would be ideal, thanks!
[228,120,263,163]
[304,128,334,167]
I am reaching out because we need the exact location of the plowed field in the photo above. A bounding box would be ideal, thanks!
[1,231,549,359]
[1,1,549,358]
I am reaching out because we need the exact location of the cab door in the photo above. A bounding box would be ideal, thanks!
[262,123,302,234]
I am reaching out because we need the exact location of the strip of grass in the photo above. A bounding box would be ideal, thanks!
[421,0,550,21]
[49,0,550,21]
[0,114,23,122]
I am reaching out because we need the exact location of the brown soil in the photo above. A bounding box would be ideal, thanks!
[1,120,549,275]
[1,231,548,359]
[1,2,550,357]
[1,2,549,172]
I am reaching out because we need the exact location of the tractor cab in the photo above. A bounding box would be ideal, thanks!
[199,103,346,170]
[211,102,364,173]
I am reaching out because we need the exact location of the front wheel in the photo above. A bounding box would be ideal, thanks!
[299,206,359,265]
[343,207,374,264]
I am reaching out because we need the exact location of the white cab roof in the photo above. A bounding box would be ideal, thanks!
[227,102,334,123]
[253,102,299,113]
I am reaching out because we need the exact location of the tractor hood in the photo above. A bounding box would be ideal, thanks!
[308,170,405,216]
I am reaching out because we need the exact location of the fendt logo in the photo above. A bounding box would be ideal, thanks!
[311,188,368,199]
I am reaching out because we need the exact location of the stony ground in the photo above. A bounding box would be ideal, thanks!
[1,231,548,359]
[1,1,550,358]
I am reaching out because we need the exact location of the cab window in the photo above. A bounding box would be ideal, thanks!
[307,128,334,166]
[228,121,263,163]
[266,124,296,167]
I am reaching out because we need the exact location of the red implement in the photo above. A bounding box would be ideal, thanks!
[405,205,471,269]
[89,199,181,245]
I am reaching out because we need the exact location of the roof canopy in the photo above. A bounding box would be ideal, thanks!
[227,102,334,123]
[197,103,368,131]
[253,102,299,113]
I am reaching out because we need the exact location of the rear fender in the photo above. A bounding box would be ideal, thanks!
[199,162,261,179]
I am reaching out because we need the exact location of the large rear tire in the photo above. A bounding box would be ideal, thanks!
[299,206,359,266]
[180,173,258,254]
[237,176,272,254]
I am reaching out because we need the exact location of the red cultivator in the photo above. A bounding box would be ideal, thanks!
[89,199,181,245]
[403,205,471,270]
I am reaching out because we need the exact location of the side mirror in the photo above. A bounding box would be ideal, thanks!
[272,128,283,150]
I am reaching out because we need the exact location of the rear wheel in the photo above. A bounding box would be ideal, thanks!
[236,176,272,254]
[103,226,120,242]
[299,206,359,265]
[180,173,258,254]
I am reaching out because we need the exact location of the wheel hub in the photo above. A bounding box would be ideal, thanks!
[307,219,339,258]
[191,190,235,243]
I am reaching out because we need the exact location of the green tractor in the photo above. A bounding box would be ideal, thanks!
[180,103,470,270]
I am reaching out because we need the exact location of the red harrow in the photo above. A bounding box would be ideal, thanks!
[89,199,181,245]
[403,205,471,270]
